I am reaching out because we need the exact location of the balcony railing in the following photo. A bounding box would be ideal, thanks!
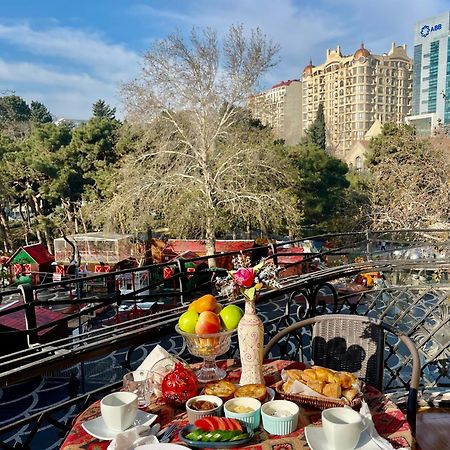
[0,229,449,449]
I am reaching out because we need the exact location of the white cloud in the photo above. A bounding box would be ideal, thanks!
[0,21,140,118]
[133,0,448,86]
[0,59,120,119]
[0,22,140,82]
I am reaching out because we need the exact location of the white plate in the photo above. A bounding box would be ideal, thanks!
[82,410,157,440]
[266,387,276,402]
[135,445,187,450]
[304,425,380,450]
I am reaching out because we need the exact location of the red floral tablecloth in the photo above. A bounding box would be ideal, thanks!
[60,359,415,449]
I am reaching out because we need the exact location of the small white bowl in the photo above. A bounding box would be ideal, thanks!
[224,397,261,430]
[261,400,299,435]
[186,395,223,424]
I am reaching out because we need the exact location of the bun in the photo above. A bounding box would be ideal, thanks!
[234,383,267,402]
[283,369,303,382]
[342,388,358,402]
[306,380,325,394]
[282,366,360,402]
[313,366,332,382]
[322,382,342,398]
[204,380,236,401]
[301,369,317,383]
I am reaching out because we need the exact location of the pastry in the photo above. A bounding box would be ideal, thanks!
[204,380,236,401]
[322,382,342,398]
[235,383,267,402]
[342,388,358,402]
[284,369,304,382]
[306,380,325,394]
[301,369,317,383]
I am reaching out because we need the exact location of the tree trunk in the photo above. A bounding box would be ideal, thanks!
[205,217,216,268]
[0,208,13,252]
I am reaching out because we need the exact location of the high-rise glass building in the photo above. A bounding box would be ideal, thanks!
[407,12,450,135]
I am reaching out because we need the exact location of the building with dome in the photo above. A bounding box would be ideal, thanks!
[301,43,412,156]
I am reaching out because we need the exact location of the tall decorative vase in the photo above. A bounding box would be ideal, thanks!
[237,299,265,385]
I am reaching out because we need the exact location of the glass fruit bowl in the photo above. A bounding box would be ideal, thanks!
[175,325,236,383]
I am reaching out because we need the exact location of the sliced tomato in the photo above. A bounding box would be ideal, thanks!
[207,416,227,430]
[203,417,219,431]
[222,417,243,432]
[194,418,212,431]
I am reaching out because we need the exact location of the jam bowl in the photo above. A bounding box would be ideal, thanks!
[186,394,223,424]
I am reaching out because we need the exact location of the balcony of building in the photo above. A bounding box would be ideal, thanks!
[0,230,449,449]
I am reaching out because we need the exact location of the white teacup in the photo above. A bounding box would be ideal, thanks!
[322,407,365,450]
[101,392,138,431]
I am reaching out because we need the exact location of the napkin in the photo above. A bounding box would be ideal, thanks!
[137,344,171,372]
[359,400,408,450]
[107,425,158,450]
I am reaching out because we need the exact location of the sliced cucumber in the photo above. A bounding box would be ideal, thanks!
[230,433,249,441]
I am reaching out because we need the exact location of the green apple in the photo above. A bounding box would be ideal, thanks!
[219,305,244,330]
[178,310,199,333]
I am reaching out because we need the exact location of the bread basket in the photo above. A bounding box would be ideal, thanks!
[274,380,362,410]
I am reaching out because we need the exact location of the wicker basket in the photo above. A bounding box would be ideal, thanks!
[274,380,362,410]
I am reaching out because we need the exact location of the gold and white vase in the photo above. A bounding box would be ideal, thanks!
[237,299,265,385]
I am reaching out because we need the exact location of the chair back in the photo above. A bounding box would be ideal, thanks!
[311,315,385,390]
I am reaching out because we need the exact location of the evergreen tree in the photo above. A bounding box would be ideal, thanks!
[0,95,31,123]
[290,142,349,230]
[92,99,116,120]
[30,101,53,124]
[305,102,326,150]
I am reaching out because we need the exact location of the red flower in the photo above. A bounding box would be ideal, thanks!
[232,267,255,288]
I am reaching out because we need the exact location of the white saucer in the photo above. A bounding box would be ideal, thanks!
[135,445,187,450]
[304,425,379,450]
[82,410,157,440]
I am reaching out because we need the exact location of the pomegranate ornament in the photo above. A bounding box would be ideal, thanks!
[161,362,198,404]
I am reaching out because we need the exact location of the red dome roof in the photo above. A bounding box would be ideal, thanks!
[354,43,370,60]
[303,60,315,76]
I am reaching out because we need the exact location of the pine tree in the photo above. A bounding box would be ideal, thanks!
[92,99,116,120]
[305,102,326,150]
[30,101,53,124]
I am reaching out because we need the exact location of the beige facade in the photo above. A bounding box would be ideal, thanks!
[302,43,412,157]
[249,79,303,145]
[345,120,383,170]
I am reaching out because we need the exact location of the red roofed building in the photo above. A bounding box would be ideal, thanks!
[248,79,303,145]
[6,243,55,284]
[163,239,255,270]
[0,301,68,354]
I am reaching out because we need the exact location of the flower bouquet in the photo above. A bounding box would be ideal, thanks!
[215,254,281,385]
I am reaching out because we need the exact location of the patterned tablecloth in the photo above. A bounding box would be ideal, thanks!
[60,359,415,450]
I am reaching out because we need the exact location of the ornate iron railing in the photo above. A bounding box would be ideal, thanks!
[0,230,449,448]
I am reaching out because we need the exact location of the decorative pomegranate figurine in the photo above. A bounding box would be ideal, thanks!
[161,362,198,404]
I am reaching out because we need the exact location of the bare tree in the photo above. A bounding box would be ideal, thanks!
[367,124,450,230]
[105,25,300,261]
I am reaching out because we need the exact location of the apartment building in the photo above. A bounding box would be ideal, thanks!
[249,79,303,145]
[407,12,450,135]
[302,43,412,157]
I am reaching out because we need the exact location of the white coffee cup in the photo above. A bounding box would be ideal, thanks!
[100,392,138,431]
[322,407,365,450]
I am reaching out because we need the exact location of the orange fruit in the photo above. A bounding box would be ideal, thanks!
[188,294,217,313]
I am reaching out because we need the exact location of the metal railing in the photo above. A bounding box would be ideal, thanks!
[0,229,449,448]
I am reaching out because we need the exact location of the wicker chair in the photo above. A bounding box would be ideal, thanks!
[263,314,420,434]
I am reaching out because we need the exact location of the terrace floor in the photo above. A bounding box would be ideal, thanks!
[416,407,450,450]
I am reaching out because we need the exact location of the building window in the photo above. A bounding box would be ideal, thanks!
[355,156,363,171]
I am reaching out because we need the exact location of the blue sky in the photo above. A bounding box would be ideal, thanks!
[0,0,448,119]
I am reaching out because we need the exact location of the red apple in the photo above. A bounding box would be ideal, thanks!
[195,311,221,334]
